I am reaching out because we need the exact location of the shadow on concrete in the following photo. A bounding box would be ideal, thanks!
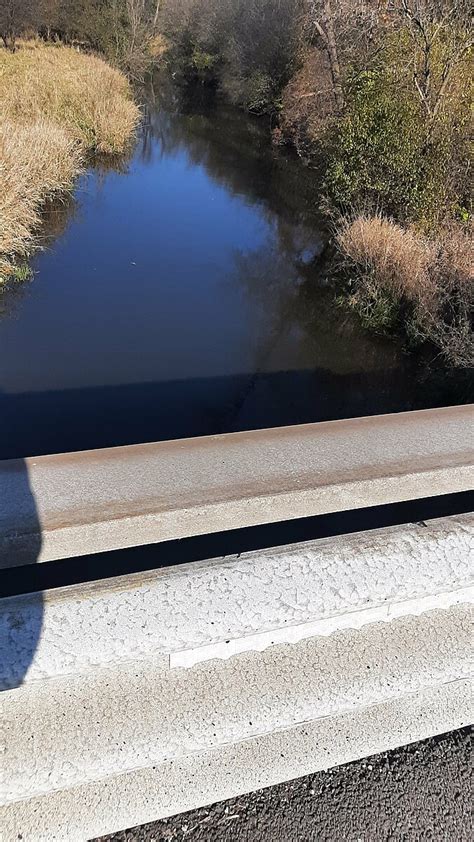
[0,450,43,690]
[2,490,472,598]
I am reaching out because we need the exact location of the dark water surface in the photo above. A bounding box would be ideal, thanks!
[0,86,470,460]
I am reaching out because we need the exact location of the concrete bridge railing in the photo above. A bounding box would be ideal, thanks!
[1,405,473,840]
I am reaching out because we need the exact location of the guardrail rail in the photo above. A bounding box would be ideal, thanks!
[1,406,473,840]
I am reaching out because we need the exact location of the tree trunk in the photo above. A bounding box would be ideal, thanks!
[323,0,345,112]
[153,0,162,30]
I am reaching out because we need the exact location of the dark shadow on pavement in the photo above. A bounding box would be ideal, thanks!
[0,443,43,690]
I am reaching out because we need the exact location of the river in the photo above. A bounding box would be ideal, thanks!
[0,83,469,460]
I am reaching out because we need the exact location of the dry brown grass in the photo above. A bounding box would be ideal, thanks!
[337,213,474,366]
[337,214,435,303]
[0,40,140,153]
[0,120,82,278]
[0,41,140,283]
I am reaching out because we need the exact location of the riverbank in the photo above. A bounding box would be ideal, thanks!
[336,215,474,368]
[0,41,140,285]
[157,1,473,368]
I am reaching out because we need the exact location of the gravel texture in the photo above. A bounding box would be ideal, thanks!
[97,727,472,841]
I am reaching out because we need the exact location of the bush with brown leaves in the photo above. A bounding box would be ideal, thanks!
[337,214,473,367]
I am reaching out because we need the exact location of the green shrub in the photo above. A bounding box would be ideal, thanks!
[243,71,275,113]
[189,47,219,79]
[339,277,401,335]
[323,69,453,225]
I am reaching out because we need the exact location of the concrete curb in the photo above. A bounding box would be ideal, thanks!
[2,604,472,840]
[2,514,473,687]
[5,682,470,842]
[1,405,473,567]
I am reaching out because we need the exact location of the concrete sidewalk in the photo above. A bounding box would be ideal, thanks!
[98,727,472,841]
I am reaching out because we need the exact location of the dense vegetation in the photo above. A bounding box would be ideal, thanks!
[0,40,139,282]
[156,0,472,365]
[0,0,165,78]
[1,0,472,364]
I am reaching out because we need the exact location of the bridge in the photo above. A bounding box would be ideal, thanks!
[1,405,473,839]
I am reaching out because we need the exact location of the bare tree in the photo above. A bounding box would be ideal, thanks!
[0,0,37,50]
[307,1,345,110]
[390,0,473,119]
[37,0,60,41]
[152,0,162,30]
[305,1,385,112]
[119,0,156,79]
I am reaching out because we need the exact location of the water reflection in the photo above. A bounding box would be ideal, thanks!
[0,79,470,460]
[140,80,325,231]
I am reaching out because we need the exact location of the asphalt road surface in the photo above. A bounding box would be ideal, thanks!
[97,727,472,842]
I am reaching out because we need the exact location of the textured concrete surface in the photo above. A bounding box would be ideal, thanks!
[3,682,471,841]
[2,514,473,687]
[97,727,473,842]
[2,604,472,839]
[1,405,473,567]
[4,605,471,804]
